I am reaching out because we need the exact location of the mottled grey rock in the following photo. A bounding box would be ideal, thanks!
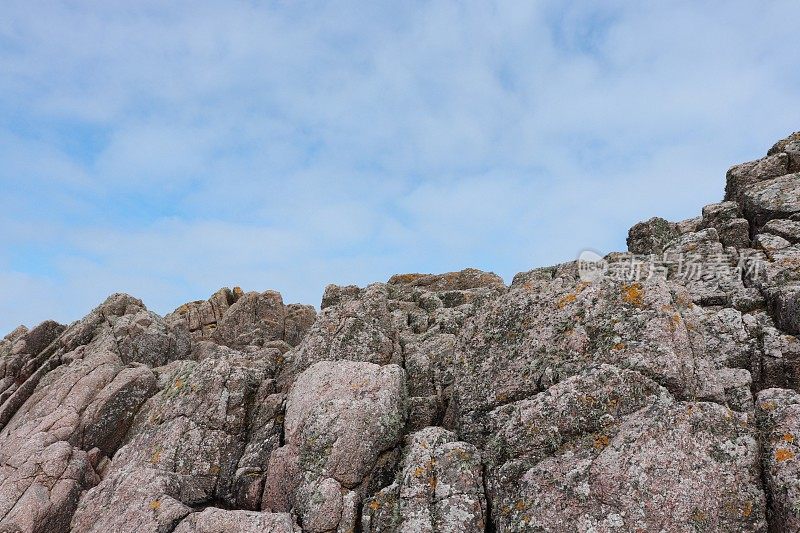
[169,288,316,350]
[453,270,751,442]
[726,153,790,203]
[363,427,486,533]
[0,433,99,533]
[0,320,65,402]
[71,467,191,533]
[167,287,241,340]
[283,304,317,347]
[756,388,800,533]
[767,131,800,173]
[264,360,406,531]
[741,173,800,229]
[284,284,401,381]
[762,218,800,244]
[677,215,703,235]
[214,290,287,348]
[772,284,800,336]
[3,132,800,532]
[626,216,679,254]
[173,508,299,532]
[754,233,792,253]
[767,131,800,156]
[483,366,766,532]
[387,268,505,292]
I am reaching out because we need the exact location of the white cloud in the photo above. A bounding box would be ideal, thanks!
[1,0,799,333]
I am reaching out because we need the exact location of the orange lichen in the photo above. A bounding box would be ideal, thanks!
[691,509,707,523]
[775,448,795,462]
[149,500,161,511]
[622,283,644,307]
[579,395,597,407]
[784,433,795,443]
[150,449,161,464]
[742,501,753,518]
[760,400,777,411]
[413,466,425,478]
[514,500,526,511]
[557,293,577,309]
[391,273,424,284]
[593,435,610,449]
[174,378,184,390]
[612,342,625,351]
[368,500,381,511]
[668,313,682,333]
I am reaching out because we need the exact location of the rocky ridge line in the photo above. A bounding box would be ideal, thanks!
[0,132,798,532]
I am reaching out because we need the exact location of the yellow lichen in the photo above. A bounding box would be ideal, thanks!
[593,435,610,449]
[150,449,161,464]
[413,466,425,478]
[742,500,753,518]
[621,283,644,307]
[557,293,578,309]
[149,500,161,511]
[760,400,777,411]
[391,273,424,284]
[775,448,795,462]
[368,500,381,511]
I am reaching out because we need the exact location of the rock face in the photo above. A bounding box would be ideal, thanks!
[1,133,799,531]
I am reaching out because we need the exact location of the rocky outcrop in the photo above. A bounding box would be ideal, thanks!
[362,426,487,532]
[1,132,799,531]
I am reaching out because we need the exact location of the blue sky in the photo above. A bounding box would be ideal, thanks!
[2,1,800,334]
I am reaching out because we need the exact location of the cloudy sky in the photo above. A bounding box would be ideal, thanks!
[2,1,799,333]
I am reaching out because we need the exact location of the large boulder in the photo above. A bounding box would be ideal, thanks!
[483,366,766,532]
[0,433,99,533]
[626,217,679,254]
[172,508,299,533]
[263,360,407,532]
[362,427,487,532]
[741,173,800,229]
[453,265,750,442]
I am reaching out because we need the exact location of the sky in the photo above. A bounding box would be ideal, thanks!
[2,1,800,334]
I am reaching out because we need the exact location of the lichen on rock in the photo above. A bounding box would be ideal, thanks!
[1,132,800,531]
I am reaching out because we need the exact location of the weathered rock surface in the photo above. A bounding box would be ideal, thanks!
[173,508,300,532]
[263,360,406,531]
[756,388,800,532]
[1,132,800,531]
[362,426,487,532]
